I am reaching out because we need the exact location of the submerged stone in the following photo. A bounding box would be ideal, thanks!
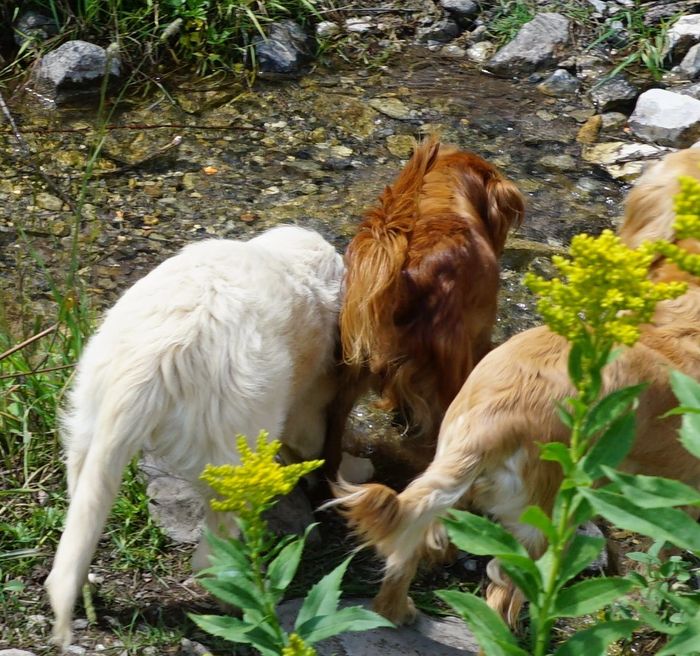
[33,40,121,105]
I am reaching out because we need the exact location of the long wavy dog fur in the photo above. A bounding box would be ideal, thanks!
[45,226,345,648]
[333,137,524,467]
[331,148,700,627]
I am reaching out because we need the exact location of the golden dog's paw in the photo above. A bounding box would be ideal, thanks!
[373,594,417,626]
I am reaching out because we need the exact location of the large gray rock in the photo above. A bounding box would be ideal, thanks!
[588,74,640,112]
[664,13,700,62]
[440,0,479,26]
[277,598,479,656]
[679,42,700,79]
[33,40,120,105]
[140,453,316,545]
[416,18,461,44]
[629,88,700,147]
[253,19,312,75]
[486,13,570,76]
[13,10,57,46]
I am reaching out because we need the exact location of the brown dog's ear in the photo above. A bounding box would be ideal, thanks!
[486,176,525,254]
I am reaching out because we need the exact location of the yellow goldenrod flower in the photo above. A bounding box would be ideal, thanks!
[200,431,323,529]
[282,633,317,656]
[524,230,686,348]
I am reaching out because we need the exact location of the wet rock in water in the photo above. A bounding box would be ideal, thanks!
[416,18,461,44]
[629,88,700,148]
[13,9,57,46]
[440,0,479,26]
[663,13,700,62]
[440,44,467,58]
[600,111,628,131]
[34,192,64,211]
[588,74,639,113]
[486,13,570,76]
[538,153,578,172]
[536,68,580,96]
[576,115,602,144]
[32,40,121,105]
[253,20,312,75]
[277,598,479,656]
[582,140,671,180]
[368,97,415,120]
[386,134,416,158]
[466,41,496,64]
[678,43,700,79]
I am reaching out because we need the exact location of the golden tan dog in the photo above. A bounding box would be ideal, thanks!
[325,137,524,473]
[331,148,700,626]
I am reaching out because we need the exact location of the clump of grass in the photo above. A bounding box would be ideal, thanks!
[4,0,325,78]
[588,4,678,82]
[486,0,535,46]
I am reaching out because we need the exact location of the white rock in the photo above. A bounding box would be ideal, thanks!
[466,41,496,64]
[582,140,671,180]
[345,17,372,33]
[316,21,340,38]
[629,88,700,147]
[664,14,700,60]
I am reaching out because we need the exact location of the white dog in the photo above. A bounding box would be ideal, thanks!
[46,226,348,648]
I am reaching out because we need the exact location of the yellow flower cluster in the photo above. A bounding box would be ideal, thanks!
[281,633,317,656]
[524,230,686,347]
[663,175,700,276]
[200,432,323,525]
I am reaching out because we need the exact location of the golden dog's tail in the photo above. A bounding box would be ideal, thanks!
[340,137,441,367]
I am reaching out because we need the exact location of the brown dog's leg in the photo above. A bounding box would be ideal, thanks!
[323,362,370,479]
[373,552,421,625]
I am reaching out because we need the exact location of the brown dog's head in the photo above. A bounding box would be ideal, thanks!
[430,143,525,255]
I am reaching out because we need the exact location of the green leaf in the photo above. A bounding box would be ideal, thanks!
[601,468,700,508]
[188,614,280,656]
[297,605,394,643]
[199,578,267,614]
[267,525,314,603]
[539,442,573,474]
[556,402,574,430]
[203,530,249,571]
[553,577,637,618]
[443,511,533,564]
[680,411,700,459]
[670,370,700,408]
[436,590,528,656]
[496,555,541,604]
[294,556,351,631]
[657,610,700,655]
[520,506,556,544]
[582,384,646,438]
[556,533,605,587]
[580,412,636,479]
[553,620,638,656]
[670,370,700,458]
[581,488,700,552]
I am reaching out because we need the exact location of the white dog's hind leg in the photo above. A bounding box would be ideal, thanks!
[45,423,140,648]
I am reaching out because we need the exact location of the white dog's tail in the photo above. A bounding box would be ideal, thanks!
[46,386,157,648]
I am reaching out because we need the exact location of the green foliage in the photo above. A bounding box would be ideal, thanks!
[192,436,392,655]
[486,1,535,46]
[589,5,678,82]
[8,0,323,76]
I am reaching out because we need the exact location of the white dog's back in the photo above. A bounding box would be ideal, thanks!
[46,226,344,648]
